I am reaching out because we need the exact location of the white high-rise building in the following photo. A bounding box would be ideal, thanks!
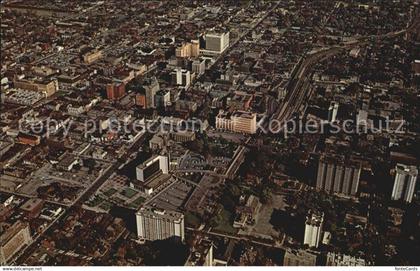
[176,69,182,85]
[205,31,229,53]
[391,164,418,203]
[136,207,185,241]
[172,69,191,88]
[356,109,369,127]
[136,155,169,182]
[182,70,191,88]
[328,101,339,123]
[304,211,324,248]
[192,58,206,75]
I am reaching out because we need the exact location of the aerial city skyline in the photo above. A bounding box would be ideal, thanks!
[0,0,419,268]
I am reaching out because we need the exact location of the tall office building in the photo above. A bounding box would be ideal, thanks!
[175,40,200,58]
[192,58,206,75]
[176,42,191,58]
[174,69,182,85]
[328,101,339,123]
[185,238,214,266]
[316,155,361,196]
[190,40,200,57]
[106,82,125,100]
[356,109,369,127]
[205,31,229,53]
[304,210,324,248]
[136,206,185,241]
[136,155,169,182]
[412,60,420,75]
[144,77,159,109]
[0,221,32,265]
[135,93,146,108]
[181,70,191,87]
[171,69,191,88]
[391,164,418,203]
[155,90,171,108]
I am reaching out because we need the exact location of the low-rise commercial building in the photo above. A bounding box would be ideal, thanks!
[326,252,366,266]
[216,110,257,134]
[283,249,318,266]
